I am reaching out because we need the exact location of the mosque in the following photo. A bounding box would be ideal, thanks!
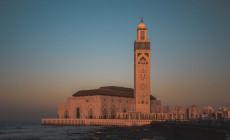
[42,18,169,126]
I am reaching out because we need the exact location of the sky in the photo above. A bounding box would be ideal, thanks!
[0,0,230,121]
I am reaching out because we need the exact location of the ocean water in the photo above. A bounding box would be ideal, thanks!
[0,121,104,140]
[0,121,230,140]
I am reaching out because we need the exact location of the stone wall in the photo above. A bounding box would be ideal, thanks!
[58,95,135,120]
[41,118,153,126]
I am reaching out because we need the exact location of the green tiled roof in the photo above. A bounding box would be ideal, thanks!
[72,86,156,100]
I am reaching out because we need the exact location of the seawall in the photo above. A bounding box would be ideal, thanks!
[41,118,153,126]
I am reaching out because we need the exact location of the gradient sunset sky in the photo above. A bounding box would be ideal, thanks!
[0,0,230,121]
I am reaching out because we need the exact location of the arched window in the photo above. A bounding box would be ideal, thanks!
[103,108,107,119]
[76,108,80,118]
[123,108,126,113]
[130,113,132,119]
[140,31,145,40]
[88,108,93,119]
[140,57,146,64]
[65,109,68,118]
[111,107,116,119]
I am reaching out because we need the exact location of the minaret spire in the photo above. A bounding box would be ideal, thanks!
[135,17,150,113]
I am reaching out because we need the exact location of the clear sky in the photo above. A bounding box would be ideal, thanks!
[0,0,230,121]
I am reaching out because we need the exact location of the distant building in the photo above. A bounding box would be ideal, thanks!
[203,106,214,114]
[201,106,215,120]
[228,111,230,120]
[151,100,169,113]
[187,105,201,120]
[218,107,228,112]
[171,106,187,121]
[216,107,229,120]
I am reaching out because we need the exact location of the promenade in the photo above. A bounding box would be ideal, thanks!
[41,118,153,126]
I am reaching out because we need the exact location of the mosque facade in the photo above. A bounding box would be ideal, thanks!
[57,18,167,120]
[42,18,170,126]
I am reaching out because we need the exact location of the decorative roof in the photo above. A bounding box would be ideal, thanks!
[73,86,156,100]
[138,23,147,30]
[138,17,147,30]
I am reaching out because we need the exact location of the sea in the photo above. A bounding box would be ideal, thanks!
[0,121,230,140]
[0,121,104,140]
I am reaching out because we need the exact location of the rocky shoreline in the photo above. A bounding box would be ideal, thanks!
[80,124,229,140]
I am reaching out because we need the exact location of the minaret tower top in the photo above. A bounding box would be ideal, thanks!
[136,17,149,42]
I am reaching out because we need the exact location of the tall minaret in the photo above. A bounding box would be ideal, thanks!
[134,17,151,113]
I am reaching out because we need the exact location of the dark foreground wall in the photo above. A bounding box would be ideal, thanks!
[86,124,229,140]
[151,122,228,140]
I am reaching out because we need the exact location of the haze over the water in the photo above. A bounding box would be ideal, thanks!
[0,0,230,121]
